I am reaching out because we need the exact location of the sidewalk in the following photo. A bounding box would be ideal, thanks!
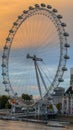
[52,115,73,123]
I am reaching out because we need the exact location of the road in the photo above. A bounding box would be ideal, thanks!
[0,120,73,130]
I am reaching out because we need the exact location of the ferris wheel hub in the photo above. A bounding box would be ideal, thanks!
[26,54,43,61]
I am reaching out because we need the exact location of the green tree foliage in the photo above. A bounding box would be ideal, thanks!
[5,101,11,109]
[22,94,32,101]
[48,104,53,110]
[0,95,11,109]
[56,103,62,112]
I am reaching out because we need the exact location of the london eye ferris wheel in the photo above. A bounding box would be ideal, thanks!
[2,3,70,104]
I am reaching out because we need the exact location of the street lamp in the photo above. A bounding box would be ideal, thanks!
[68,91,71,115]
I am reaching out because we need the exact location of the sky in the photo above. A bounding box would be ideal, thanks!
[0,0,73,98]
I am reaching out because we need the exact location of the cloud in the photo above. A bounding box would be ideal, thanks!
[30,86,38,90]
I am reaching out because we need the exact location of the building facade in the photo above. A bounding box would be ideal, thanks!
[62,68,73,115]
[70,68,73,86]
[52,87,65,105]
[62,86,73,115]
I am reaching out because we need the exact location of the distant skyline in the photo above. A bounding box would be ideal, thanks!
[0,0,73,97]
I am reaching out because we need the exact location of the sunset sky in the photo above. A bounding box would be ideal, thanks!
[0,0,73,97]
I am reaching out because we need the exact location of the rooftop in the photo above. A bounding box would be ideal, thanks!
[65,86,73,95]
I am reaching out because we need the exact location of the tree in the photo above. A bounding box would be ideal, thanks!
[22,94,32,101]
[0,95,8,108]
[5,101,11,109]
[56,103,62,113]
[47,104,53,110]
[0,95,11,109]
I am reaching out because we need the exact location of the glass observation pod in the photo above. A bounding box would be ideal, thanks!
[18,16,23,19]
[23,10,28,14]
[58,78,64,82]
[29,6,34,10]
[64,43,70,48]
[57,15,63,19]
[9,29,14,33]
[3,81,8,84]
[52,9,58,13]
[2,73,6,76]
[64,32,69,37]
[47,5,52,9]
[1,64,6,67]
[13,22,18,26]
[4,46,8,50]
[5,88,9,92]
[35,4,40,8]
[6,37,11,42]
[41,3,46,7]
[2,55,7,59]
[62,67,67,71]
[64,55,70,59]
[61,23,66,27]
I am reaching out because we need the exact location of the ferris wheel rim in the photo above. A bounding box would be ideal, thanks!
[2,3,70,100]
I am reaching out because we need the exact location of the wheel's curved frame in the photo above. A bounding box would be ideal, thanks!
[2,3,70,100]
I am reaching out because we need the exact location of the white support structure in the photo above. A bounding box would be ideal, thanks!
[50,100,58,114]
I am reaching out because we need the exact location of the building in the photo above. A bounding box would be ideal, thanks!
[52,87,65,105]
[62,68,73,115]
[70,68,73,86]
[62,86,73,115]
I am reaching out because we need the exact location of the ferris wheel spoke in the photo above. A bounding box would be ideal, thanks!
[36,63,48,92]
[38,62,52,84]
[32,28,59,54]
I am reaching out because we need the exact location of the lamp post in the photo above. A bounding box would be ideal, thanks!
[68,91,71,115]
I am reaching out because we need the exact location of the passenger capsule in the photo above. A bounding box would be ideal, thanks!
[23,10,28,14]
[41,3,46,7]
[9,29,14,33]
[18,15,23,19]
[57,15,63,19]
[1,64,6,67]
[64,32,69,37]
[61,23,66,27]
[6,37,11,41]
[58,78,64,82]
[47,5,52,9]
[2,55,7,59]
[2,73,6,76]
[5,88,9,92]
[64,55,70,59]
[13,22,18,26]
[62,67,67,71]
[35,4,40,8]
[3,81,8,84]
[4,46,8,49]
[52,9,58,13]
[64,43,70,48]
[29,6,34,10]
